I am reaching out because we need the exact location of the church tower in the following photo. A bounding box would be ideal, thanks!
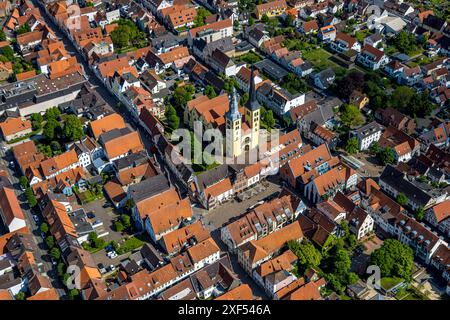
[245,67,260,150]
[225,87,242,158]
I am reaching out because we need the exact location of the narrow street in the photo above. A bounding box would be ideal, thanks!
[32,0,188,197]
[0,145,67,298]
[28,0,268,299]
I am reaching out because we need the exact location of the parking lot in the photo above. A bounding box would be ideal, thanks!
[72,198,124,243]
[196,179,283,231]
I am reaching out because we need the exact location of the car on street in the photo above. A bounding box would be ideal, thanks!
[33,215,39,222]
[98,263,106,274]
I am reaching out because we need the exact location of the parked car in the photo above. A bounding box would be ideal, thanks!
[33,215,39,222]
[98,263,106,274]
[108,264,116,272]
[50,257,57,265]
[87,212,96,219]
[109,251,118,259]
[105,244,113,252]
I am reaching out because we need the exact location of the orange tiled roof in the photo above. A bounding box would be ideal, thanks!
[89,113,126,139]
[186,237,220,264]
[103,130,144,160]
[0,117,32,137]
[216,284,253,300]
[28,288,59,300]
[0,187,25,226]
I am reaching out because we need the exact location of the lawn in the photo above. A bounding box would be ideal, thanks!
[76,189,103,204]
[302,48,346,75]
[395,287,429,300]
[236,51,263,64]
[116,235,145,255]
[380,277,404,291]
[355,29,373,43]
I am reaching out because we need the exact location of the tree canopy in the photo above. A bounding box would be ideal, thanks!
[63,115,84,142]
[288,240,322,268]
[396,193,408,206]
[340,104,365,128]
[370,239,414,280]
[344,137,359,154]
[165,104,180,133]
[335,71,365,99]
[110,19,148,49]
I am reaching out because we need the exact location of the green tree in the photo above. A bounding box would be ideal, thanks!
[25,187,37,207]
[50,247,61,260]
[165,104,180,132]
[43,118,61,140]
[415,207,425,221]
[344,137,359,154]
[50,141,62,154]
[396,193,408,206]
[69,288,79,300]
[223,78,240,93]
[332,249,351,278]
[370,239,414,280]
[340,104,364,128]
[40,223,49,234]
[248,16,254,26]
[16,24,31,35]
[393,31,418,55]
[19,176,29,189]
[204,85,217,99]
[172,86,194,108]
[262,109,275,131]
[240,92,249,106]
[0,46,14,61]
[194,7,211,27]
[121,214,131,229]
[388,86,415,112]
[369,141,381,155]
[114,220,124,232]
[30,113,43,131]
[44,107,61,120]
[261,14,269,23]
[88,232,105,249]
[288,240,322,268]
[378,147,396,165]
[63,115,84,141]
[110,27,130,48]
[0,30,5,41]
[15,292,26,300]
[325,273,344,294]
[45,236,55,249]
[347,272,359,285]
[57,262,66,277]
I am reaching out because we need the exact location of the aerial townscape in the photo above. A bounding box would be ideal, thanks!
[0,0,448,303]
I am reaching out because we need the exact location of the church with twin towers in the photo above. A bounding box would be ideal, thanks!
[225,68,261,159]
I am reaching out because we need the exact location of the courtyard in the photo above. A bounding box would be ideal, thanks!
[195,178,283,231]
